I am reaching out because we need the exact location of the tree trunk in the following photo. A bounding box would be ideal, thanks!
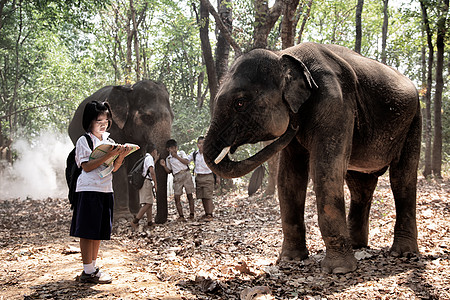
[355,0,364,53]
[129,0,141,81]
[215,0,232,82]
[381,0,389,64]
[125,11,133,84]
[420,0,433,178]
[281,0,300,49]
[253,0,284,49]
[431,0,448,178]
[297,0,313,44]
[195,1,219,116]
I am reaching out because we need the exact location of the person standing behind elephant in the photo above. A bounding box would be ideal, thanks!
[71,100,132,284]
[160,139,195,221]
[189,136,217,221]
[131,143,159,229]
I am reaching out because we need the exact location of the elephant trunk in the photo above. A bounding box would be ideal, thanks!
[204,123,298,178]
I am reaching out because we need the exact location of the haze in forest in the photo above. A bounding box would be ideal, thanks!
[0,132,73,200]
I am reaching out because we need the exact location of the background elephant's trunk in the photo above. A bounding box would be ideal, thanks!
[204,124,298,178]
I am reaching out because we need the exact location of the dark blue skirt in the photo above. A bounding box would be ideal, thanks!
[70,191,114,240]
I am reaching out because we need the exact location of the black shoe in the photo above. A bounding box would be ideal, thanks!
[79,268,112,284]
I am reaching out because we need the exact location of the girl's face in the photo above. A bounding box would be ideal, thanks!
[90,113,110,139]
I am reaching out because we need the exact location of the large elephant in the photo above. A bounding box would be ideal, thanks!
[69,80,173,223]
[204,43,421,274]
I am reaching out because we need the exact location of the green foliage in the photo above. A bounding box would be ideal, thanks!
[0,0,448,168]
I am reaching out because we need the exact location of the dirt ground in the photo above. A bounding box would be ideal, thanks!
[0,176,449,299]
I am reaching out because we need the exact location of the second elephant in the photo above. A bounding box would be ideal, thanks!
[68,80,173,223]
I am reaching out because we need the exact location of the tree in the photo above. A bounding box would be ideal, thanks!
[431,0,448,178]
[420,0,434,178]
[0,0,106,156]
[381,0,388,64]
[253,0,284,49]
[355,0,364,53]
[296,0,313,44]
[196,0,219,114]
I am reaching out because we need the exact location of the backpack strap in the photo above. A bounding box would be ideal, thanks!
[83,133,94,151]
[193,150,198,164]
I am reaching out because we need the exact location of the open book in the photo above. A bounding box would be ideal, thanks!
[89,143,140,178]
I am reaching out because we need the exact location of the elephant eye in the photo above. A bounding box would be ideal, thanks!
[234,97,247,112]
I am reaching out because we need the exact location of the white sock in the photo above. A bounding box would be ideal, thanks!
[83,263,95,274]
[92,260,96,268]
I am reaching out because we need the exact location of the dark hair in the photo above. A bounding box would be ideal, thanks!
[82,101,112,132]
[165,139,177,149]
[197,136,205,143]
[146,143,157,153]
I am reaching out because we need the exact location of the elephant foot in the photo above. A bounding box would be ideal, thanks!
[390,237,419,257]
[154,217,167,224]
[321,251,357,274]
[113,207,131,220]
[278,247,309,263]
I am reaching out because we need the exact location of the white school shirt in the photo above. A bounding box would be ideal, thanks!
[165,150,189,175]
[188,151,212,175]
[142,153,155,179]
[75,132,114,193]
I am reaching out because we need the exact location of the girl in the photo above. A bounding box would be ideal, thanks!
[70,100,132,284]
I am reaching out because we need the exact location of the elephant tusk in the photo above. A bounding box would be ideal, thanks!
[214,146,231,164]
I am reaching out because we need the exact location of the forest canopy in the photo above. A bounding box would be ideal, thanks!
[0,0,448,176]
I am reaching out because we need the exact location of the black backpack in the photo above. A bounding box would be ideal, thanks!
[65,134,93,209]
[128,155,149,190]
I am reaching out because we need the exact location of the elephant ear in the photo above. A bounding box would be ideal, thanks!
[107,85,133,129]
[280,54,318,113]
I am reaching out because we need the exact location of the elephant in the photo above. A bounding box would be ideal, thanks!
[203,42,421,274]
[68,80,173,223]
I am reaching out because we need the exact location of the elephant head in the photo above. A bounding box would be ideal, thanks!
[204,49,317,178]
[106,80,173,155]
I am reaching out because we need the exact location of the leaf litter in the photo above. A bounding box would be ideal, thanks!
[0,176,449,299]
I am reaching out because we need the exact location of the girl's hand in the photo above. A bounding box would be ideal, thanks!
[108,145,122,157]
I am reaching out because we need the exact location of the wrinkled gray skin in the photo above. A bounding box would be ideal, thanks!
[69,80,173,223]
[204,43,421,274]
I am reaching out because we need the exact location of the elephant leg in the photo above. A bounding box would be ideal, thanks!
[278,143,309,261]
[311,139,357,274]
[154,163,168,224]
[128,183,140,214]
[389,111,421,256]
[314,167,357,274]
[345,170,379,248]
[112,166,130,217]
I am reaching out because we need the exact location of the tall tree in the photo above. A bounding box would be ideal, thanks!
[296,0,313,44]
[196,0,219,115]
[281,0,300,48]
[432,0,448,178]
[420,0,434,178]
[253,0,284,49]
[355,0,364,53]
[215,0,232,82]
[381,0,389,64]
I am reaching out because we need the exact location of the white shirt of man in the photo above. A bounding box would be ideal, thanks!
[189,151,212,175]
[142,153,155,179]
[165,150,189,175]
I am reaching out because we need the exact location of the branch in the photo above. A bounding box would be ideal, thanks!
[0,100,65,121]
[200,0,242,57]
